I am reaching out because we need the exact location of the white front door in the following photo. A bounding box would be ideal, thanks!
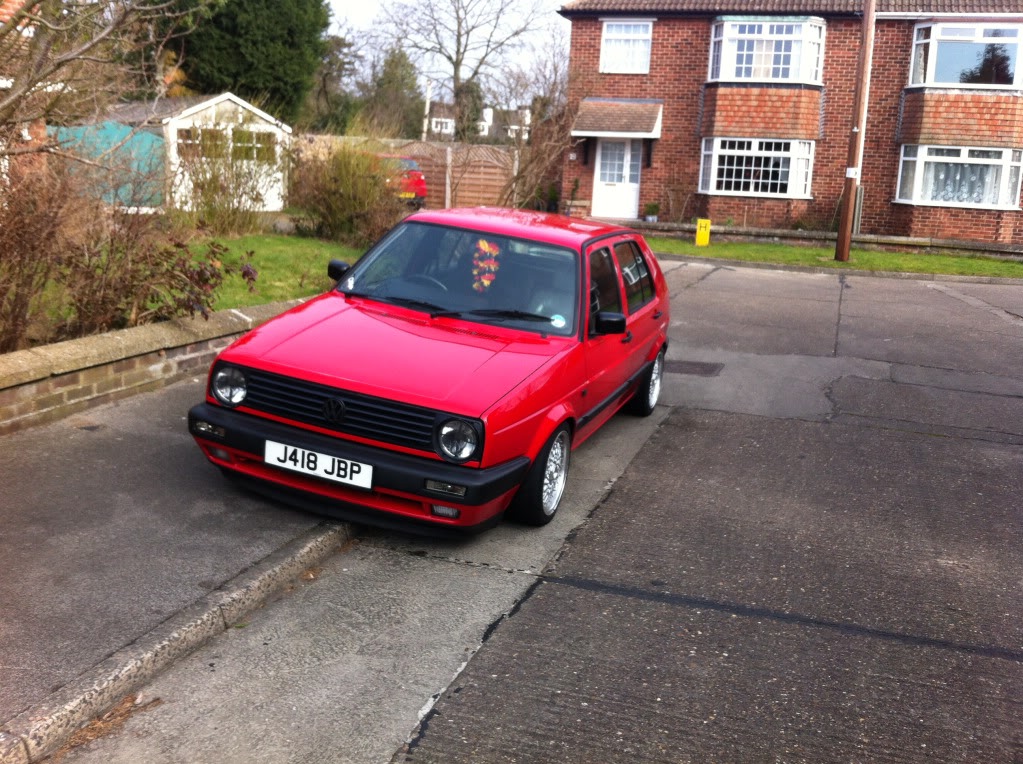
[591,138,642,219]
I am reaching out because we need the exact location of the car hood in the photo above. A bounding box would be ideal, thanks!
[220,293,566,416]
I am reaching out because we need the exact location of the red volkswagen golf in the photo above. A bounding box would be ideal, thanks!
[189,207,670,533]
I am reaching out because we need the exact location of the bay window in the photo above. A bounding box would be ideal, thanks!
[700,138,814,198]
[897,145,1023,208]
[710,18,825,84]
[911,24,1020,87]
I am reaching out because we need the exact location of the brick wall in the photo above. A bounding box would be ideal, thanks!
[0,302,299,436]
[900,90,1023,146]
[702,85,822,138]
[890,204,1022,244]
[0,0,20,23]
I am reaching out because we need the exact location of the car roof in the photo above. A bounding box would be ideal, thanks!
[406,207,636,250]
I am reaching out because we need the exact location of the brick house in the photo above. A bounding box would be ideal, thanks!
[427,102,532,143]
[1,0,47,174]
[558,0,1023,245]
[0,0,21,24]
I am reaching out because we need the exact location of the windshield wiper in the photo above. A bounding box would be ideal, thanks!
[464,308,551,322]
[360,294,461,318]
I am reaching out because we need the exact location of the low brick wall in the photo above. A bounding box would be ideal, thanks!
[0,301,301,436]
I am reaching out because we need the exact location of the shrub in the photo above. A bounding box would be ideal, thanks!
[0,154,255,352]
[0,158,75,352]
[56,213,256,337]
[289,145,406,246]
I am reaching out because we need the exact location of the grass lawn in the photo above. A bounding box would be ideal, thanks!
[212,234,363,310]
[647,236,1023,280]
[208,232,1022,313]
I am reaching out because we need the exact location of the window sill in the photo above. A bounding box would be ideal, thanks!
[892,199,1022,211]
[904,85,1023,95]
[701,191,814,201]
[707,80,823,89]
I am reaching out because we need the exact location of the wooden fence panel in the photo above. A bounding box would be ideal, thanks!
[296,135,520,210]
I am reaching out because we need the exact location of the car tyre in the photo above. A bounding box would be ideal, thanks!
[507,424,571,526]
[627,347,665,417]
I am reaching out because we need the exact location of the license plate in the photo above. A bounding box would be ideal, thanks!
[264,440,372,489]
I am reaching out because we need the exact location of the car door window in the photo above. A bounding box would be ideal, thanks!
[613,240,656,314]
[589,247,623,326]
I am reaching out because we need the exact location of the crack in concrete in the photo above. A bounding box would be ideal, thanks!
[926,283,1023,328]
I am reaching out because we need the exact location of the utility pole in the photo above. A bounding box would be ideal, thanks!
[835,0,877,262]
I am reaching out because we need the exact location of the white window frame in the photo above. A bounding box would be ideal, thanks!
[230,128,277,163]
[709,17,825,85]
[699,137,814,198]
[599,18,654,74]
[897,145,1023,209]
[911,23,1021,88]
[431,118,455,135]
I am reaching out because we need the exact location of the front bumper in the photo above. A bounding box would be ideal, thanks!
[188,402,530,531]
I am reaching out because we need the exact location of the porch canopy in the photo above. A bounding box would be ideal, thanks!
[570,98,663,139]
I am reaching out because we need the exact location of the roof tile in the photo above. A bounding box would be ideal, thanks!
[572,98,664,135]
[560,0,1023,14]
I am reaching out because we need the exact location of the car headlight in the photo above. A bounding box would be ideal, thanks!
[211,366,248,407]
[436,418,480,463]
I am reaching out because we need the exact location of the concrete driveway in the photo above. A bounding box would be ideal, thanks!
[3,259,1022,763]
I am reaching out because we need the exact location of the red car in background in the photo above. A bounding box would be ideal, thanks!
[382,155,427,208]
[188,207,669,534]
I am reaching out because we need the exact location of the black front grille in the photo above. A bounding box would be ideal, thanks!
[242,367,441,452]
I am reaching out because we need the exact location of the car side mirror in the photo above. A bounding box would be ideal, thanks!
[593,311,627,335]
[328,260,350,282]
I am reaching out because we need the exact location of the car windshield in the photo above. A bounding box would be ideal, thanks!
[337,221,579,337]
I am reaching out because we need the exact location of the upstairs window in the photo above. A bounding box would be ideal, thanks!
[431,118,455,135]
[600,20,653,74]
[897,145,1022,208]
[911,24,1020,87]
[710,18,825,84]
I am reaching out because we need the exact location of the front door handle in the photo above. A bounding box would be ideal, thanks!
[653,310,663,319]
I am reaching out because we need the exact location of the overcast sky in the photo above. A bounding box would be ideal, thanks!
[329,0,568,33]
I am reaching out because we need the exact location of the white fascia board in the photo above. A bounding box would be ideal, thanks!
[875,13,1023,20]
[161,92,293,133]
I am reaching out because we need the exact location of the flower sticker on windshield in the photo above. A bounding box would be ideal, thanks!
[472,239,500,292]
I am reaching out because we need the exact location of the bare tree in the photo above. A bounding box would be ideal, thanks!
[493,20,569,121]
[381,0,545,140]
[0,0,215,158]
[495,23,574,210]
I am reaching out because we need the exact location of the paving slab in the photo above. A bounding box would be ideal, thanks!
[0,379,331,738]
[397,410,1023,763]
